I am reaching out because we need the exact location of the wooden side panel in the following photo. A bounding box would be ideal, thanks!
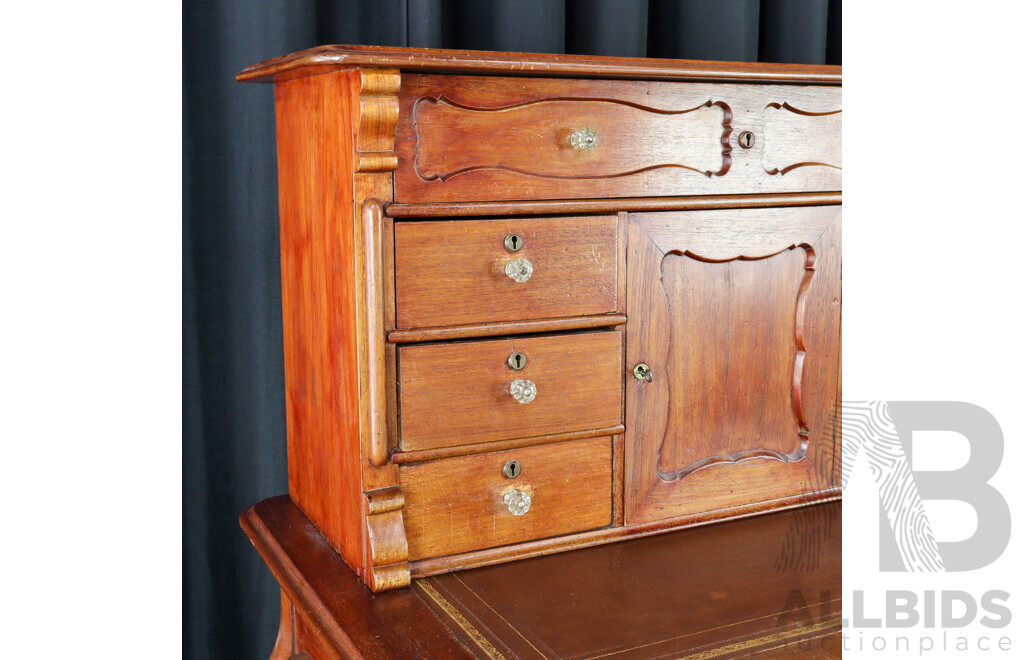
[395,75,841,202]
[399,330,623,450]
[275,70,364,571]
[401,437,613,560]
[394,215,620,329]
[624,206,842,525]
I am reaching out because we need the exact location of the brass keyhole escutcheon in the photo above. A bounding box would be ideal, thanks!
[508,351,527,371]
[633,363,653,382]
[503,460,522,479]
[739,131,755,149]
[504,233,524,252]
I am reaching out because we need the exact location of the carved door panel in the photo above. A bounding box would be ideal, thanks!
[624,206,841,525]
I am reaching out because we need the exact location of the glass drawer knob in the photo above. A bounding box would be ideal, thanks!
[570,127,598,151]
[510,379,537,404]
[505,257,533,283]
[504,489,531,515]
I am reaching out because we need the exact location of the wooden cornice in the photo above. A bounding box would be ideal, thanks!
[237,44,842,85]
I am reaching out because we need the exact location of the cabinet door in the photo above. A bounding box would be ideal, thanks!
[624,206,841,525]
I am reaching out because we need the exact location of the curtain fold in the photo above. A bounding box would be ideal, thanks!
[758,0,830,64]
[444,0,567,53]
[184,1,313,658]
[567,0,648,58]
[648,0,761,62]
[183,2,841,657]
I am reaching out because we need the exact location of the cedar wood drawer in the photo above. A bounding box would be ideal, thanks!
[394,74,842,203]
[401,437,613,560]
[394,215,621,329]
[398,330,623,451]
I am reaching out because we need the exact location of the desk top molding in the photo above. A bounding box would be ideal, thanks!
[237,44,842,85]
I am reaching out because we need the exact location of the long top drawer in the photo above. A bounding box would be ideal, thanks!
[395,74,841,203]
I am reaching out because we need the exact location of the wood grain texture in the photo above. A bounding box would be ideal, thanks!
[410,488,840,578]
[354,69,400,172]
[392,425,624,464]
[349,68,406,591]
[240,496,477,659]
[394,215,620,329]
[763,102,842,176]
[269,590,296,659]
[422,499,840,660]
[412,97,732,181]
[249,46,843,594]
[612,435,625,526]
[386,191,842,217]
[275,65,404,591]
[236,44,841,85]
[363,200,389,467]
[400,437,613,560]
[293,617,335,660]
[388,313,626,343]
[244,495,840,659]
[616,211,627,315]
[351,68,402,495]
[363,487,410,592]
[624,206,842,525]
[399,330,623,450]
[382,216,399,460]
[395,75,841,202]
[275,70,364,572]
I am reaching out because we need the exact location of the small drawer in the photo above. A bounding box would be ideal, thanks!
[401,437,613,560]
[398,330,623,451]
[394,74,842,203]
[394,215,621,329]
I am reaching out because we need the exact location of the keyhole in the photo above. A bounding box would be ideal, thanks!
[508,351,527,371]
[504,234,524,252]
[633,363,653,382]
[503,460,521,479]
[739,131,755,149]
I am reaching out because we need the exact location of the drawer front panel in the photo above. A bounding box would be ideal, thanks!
[399,330,623,451]
[395,74,841,203]
[394,215,620,329]
[401,437,613,560]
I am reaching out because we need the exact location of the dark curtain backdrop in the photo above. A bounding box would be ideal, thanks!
[183,1,841,657]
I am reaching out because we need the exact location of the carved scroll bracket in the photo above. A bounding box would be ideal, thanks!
[364,486,410,591]
[356,68,401,173]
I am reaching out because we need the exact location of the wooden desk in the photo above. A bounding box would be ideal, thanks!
[242,496,841,659]
[236,45,842,593]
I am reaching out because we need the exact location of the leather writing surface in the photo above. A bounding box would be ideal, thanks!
[418,500,841,659]
[242,495,840,659]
